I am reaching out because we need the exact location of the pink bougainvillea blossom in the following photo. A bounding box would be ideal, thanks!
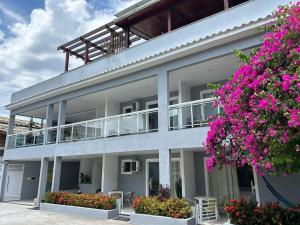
[205,2,300,176]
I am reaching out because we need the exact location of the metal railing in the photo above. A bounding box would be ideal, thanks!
[168,98,220,130]
[6,108,158,149]
[59,108,158,143]
[6,97,217,149]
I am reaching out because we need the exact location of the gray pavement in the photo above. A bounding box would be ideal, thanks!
[0,201,130,225]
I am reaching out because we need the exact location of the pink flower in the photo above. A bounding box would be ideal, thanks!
[268,128,277,137]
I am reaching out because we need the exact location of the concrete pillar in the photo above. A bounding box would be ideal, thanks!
[101,154,118,193]
[56,100,67,143]
[0,163,7,201]
[44,104,54,144]
[178,81,191,128]
[157,71,169,132]
[159,149,171,188]
[37,157,49,206]
[92,159,102,192]
[180,150,196,199]
[51,156,62,192]
[5,114,15,149]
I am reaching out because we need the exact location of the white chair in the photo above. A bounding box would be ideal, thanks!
[195,197,219,224]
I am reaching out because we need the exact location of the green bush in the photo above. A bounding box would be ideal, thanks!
[132,196,192,219]
[43,192,117,210]
[224,198,300,225]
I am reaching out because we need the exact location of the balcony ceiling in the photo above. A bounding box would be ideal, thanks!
[116,0,225,40]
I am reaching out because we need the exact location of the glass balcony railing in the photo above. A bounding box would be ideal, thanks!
[59,108,158,143]
[6,98,217,149]
[168,98,220,130]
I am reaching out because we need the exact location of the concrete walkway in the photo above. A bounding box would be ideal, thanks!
[0,201,130,225]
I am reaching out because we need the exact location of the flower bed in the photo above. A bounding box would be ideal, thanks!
[224,198,300,225]
[132,196,192,219]
[43,192,117,210]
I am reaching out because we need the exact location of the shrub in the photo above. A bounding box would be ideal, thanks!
[132,196,192,219]
[43,192,117,210]
[224,198,300,225]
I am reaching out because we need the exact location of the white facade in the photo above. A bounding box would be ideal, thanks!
[1,0,299,211]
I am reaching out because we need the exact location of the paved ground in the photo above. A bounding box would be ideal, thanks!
[0,201,130,225]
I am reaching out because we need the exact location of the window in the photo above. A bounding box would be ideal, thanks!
[121,160,140,174]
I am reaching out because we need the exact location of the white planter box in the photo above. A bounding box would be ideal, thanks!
[40,203,119,219]
[130,213,195,225]
[224,220,234,225]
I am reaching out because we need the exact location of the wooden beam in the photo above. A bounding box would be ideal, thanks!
[57,21,115,50]
[61,47,84,60]
[224,0,229,9]
[124,27,130,48]
[80,38,107,53]
[84,42,90,64]
[167,8,172,32]
[64,51,69,72]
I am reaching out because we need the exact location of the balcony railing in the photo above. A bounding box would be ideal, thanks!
[6,98,218,149]
[6,108,158,149]
[168,98,220,130]
[59,108,158,143]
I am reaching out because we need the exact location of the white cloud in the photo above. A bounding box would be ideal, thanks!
[0,2,25,23]
[0,0,139,116]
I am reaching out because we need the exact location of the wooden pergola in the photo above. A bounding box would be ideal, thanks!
[57,22,142,72]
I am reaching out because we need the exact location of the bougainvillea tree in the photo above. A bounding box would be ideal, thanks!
[205,2,300,176]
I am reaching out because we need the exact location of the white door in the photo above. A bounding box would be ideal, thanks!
[4,164,24,201]
[0,164,4,195]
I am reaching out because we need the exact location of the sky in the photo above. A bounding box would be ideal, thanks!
[0,0,140,117]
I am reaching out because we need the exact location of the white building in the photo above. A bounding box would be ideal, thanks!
[1,0,299,214]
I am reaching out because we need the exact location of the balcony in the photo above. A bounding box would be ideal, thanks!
[6,98,218,149]
[6,108,158,149]
[168,98,219,130]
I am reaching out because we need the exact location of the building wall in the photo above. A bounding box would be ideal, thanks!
[118,153,180,196]
[257,172,300,206]
[118,154,158,196]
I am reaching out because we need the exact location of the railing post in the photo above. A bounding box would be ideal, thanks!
[136,112,139,133]
[71,126,74,141]
[23,134,26,147]
[117,117,120,136]
[85,122,88,139]
[190,103,194,128]
[14,135,17,148]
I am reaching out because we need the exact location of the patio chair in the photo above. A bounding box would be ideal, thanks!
[123,191,135,208]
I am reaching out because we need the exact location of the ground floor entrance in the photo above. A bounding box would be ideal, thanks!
[3,164,24,201]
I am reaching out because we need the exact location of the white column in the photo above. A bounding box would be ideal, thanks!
[44,104,54,144]
[157,70,169,132]
[92,159,102,192]
[5,114,15,149]
[37,157,49,206]
[159,149,171,188]
[101,154,118,193]
[178,81,191,127]
[180,150,196,199]
[51,156,62,192]
[56,100,67,143]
